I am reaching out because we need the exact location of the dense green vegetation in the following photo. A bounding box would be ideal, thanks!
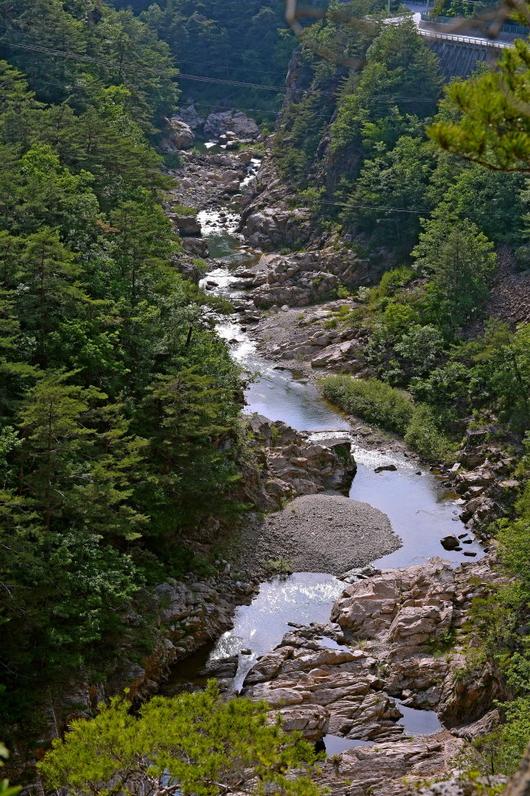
[272,6,530,778]
[467,448,530,776]
[0,0,177,132]
[1,0,529,789]
[112,0,295,118]
[0,1,244,729]
[38,682,320,796]
[321,376,413,434]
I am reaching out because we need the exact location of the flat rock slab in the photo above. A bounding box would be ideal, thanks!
[262,494,399,574]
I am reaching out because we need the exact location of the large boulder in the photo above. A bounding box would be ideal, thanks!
[171,214,201,237]
[277,704,329,741]
[311,341,361,372]
[242,414,357,510]
[242,208,312,251]
[165,117,195,150]
[204,110,260,140]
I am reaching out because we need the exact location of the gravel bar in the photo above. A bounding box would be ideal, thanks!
[233,493,400,576]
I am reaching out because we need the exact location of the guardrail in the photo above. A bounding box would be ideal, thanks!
[418,27,511,48]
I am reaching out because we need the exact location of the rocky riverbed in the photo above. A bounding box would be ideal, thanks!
[205,557,505,795]
[151,143,514,794]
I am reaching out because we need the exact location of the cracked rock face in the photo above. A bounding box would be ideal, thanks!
[241,413,357,511]
[318,733,466,796]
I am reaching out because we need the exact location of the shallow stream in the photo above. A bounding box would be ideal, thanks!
[175,183,482,743]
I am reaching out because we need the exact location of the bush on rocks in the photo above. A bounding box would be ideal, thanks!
[405,404,454,462]
[321,375,414,435]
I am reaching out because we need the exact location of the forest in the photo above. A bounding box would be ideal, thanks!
[0,0,246,724]
[0,0,529,794]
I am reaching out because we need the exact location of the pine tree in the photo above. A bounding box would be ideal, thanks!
[16,228,90,367]
[38,683,321,796]
[429,38,530,173]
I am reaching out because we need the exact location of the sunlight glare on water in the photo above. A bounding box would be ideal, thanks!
[209,572,344,691]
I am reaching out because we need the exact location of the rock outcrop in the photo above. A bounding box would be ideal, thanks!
[164,116,195,150]
[442,428,520,534]
[235,558,505,793]
[242,413,356,511]
[242,208,313,251]
[318,733,465,796]
[204,110,260,141]
[232,246,372,309]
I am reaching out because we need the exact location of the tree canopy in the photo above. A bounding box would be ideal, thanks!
[38,683,321,796]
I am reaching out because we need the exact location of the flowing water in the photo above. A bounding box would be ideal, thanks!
[174,170,483,742]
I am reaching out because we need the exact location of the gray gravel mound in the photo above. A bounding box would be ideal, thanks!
[237,494,400,576]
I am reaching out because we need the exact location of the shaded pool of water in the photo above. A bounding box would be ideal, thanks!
[323,735,374,755]
[396,701,443,736]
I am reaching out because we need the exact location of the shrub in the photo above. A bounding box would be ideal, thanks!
[475,697,530,776]
[39,683,321,796]
[371,266,415,303]
[404,404,453,462]
[321,375,413,434]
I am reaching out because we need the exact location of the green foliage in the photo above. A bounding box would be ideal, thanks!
[274,79,336,187]
[462,446,530,776]
[413,210,497,335]
[39,683,321,796]
[273,0,381,187]
[433,162,526,245]
[478,698,530,776]
[341,134,435,253]
[371,266,415,301]
[0,0,178,132]
[429,39,530,173]
[0,743,20,796]
[0,10,244,726]
[404,403,453,462]
[141,0,294,118]
[330,21,441,159]
[321,375,413,434]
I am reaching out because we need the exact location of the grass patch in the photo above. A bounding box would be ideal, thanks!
[321,377,454,463]
[321,375,413,435]
[264,557,293,576]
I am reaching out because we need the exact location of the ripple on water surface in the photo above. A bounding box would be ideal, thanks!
[209,573,344,692]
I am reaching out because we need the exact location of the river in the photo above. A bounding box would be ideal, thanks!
[170,173,482,739]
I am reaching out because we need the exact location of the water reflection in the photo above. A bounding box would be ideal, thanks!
[349,447,483,568]
[396,701,443,736]
[322,735,374,755]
